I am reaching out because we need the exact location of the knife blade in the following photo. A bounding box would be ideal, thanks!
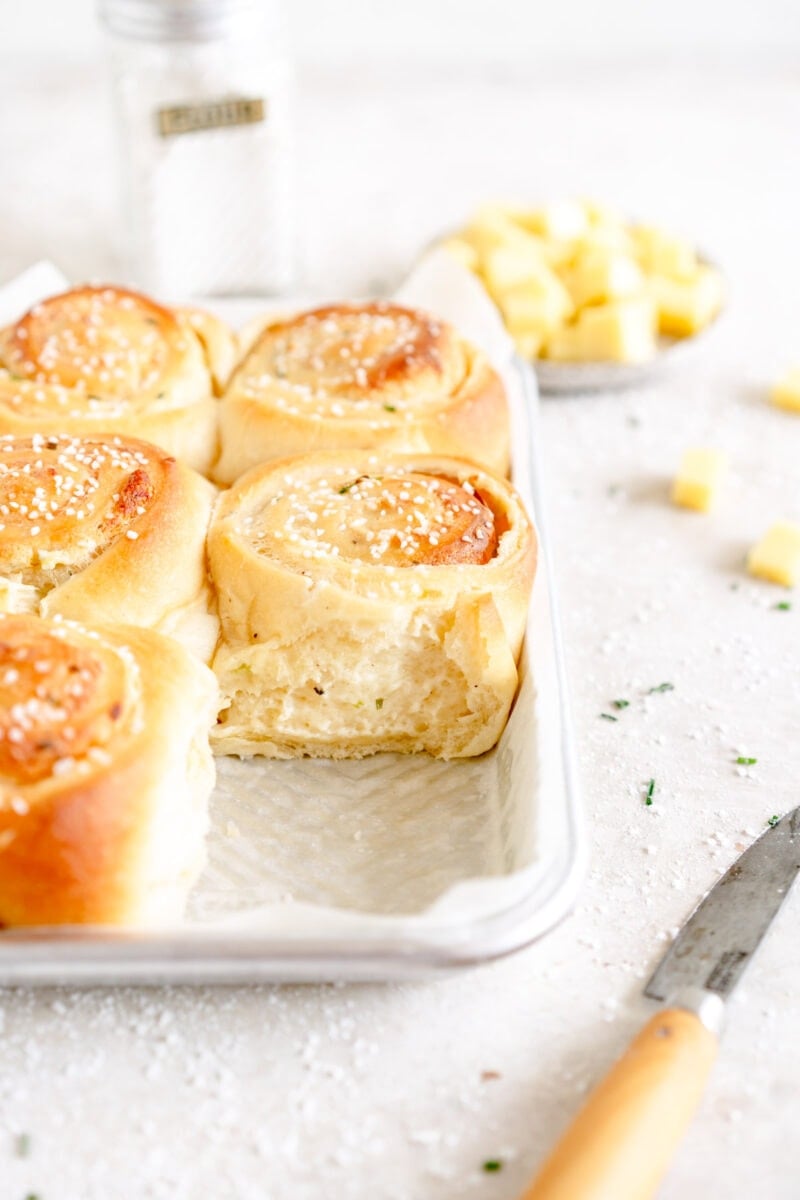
[645,804,800,1003]
[519,804,800,1200]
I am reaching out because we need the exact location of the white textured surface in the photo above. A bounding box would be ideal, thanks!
[1,55,800,1199]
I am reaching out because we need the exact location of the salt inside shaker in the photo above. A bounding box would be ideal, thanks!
[99,0,294,297]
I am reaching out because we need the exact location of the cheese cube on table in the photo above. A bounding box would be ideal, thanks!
[649,267,724,337]
[770,367,800,414]
[563,250,644,309]
[543,297,657,364]
[671,448,729,512]
[634,225,699,279]
[748,522,800,587]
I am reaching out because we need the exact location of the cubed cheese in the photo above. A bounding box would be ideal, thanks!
[671,448,729,512]
[483,238,550,292]
[575,224,636,258]
[512,331,544,360]
[634,225,698,280]
[747,522,800,587]
[522,200,589,243]
[544,297,657,364]
[463,210,547,264]
[581,199,628,229]
[495,270,574,337]
[563,250,644,309]
[770,367,800,414]
[649,267,724,337]
[440,237,480,272]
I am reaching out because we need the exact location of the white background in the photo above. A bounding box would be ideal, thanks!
[4,0,800,63]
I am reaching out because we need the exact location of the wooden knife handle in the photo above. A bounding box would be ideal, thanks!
[520,1007,719,1200]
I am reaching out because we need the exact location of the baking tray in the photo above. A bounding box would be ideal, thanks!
[0,261,586,985]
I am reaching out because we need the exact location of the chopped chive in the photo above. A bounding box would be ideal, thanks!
[375,697,384,709]
[648,682,674,695]
[612,699,629,710]
[736,756,757,766]
[600,712,618,722]
[645,778,655,806]
[338,483,354,494]
[383,404,397,412]
[768,814,780,827]
[775,601,792,611]
[15,1132,31,1158]
[483,1160,503,1173]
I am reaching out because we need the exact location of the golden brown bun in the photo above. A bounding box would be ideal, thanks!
[0,433,219,662]
[0,614,218,926]
[213,302,510,484]
[210,450,535,759]
[0,286,236,475]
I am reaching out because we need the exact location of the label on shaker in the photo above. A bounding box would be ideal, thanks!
[156,97,266,138]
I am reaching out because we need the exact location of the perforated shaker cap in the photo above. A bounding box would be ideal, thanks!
[98,0,282,42]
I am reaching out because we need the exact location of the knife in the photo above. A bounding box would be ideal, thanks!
[520,805,800,1200]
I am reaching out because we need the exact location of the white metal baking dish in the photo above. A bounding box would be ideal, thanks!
[0,257,586,984]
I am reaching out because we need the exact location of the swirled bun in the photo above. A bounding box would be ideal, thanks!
[210,450,535,759]
[0,286,236,475]
[0,614,218,926]
[213,302,510,484]
[0,433,219,662]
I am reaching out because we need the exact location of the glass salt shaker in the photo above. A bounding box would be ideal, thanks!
[99,0,295,297]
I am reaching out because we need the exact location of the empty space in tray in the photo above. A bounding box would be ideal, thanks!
[187,649,541,921]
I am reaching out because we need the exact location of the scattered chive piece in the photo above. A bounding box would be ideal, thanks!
[483,1160,503,1173]
[775,601,792,611]
[338,483,354,494]
[383,404,397,412]
[736,756,757,766]
[648,682,674,695]
[375,697,384,709]
[612,699,629,710]
[600,713,618,722]
[645,778,655,806]
[729,581,740,591]
[768,814,780,827]
[15,1132,31,1158]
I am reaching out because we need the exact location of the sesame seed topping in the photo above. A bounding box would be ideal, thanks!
[236,303,467,421]
[243,464,499,570]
